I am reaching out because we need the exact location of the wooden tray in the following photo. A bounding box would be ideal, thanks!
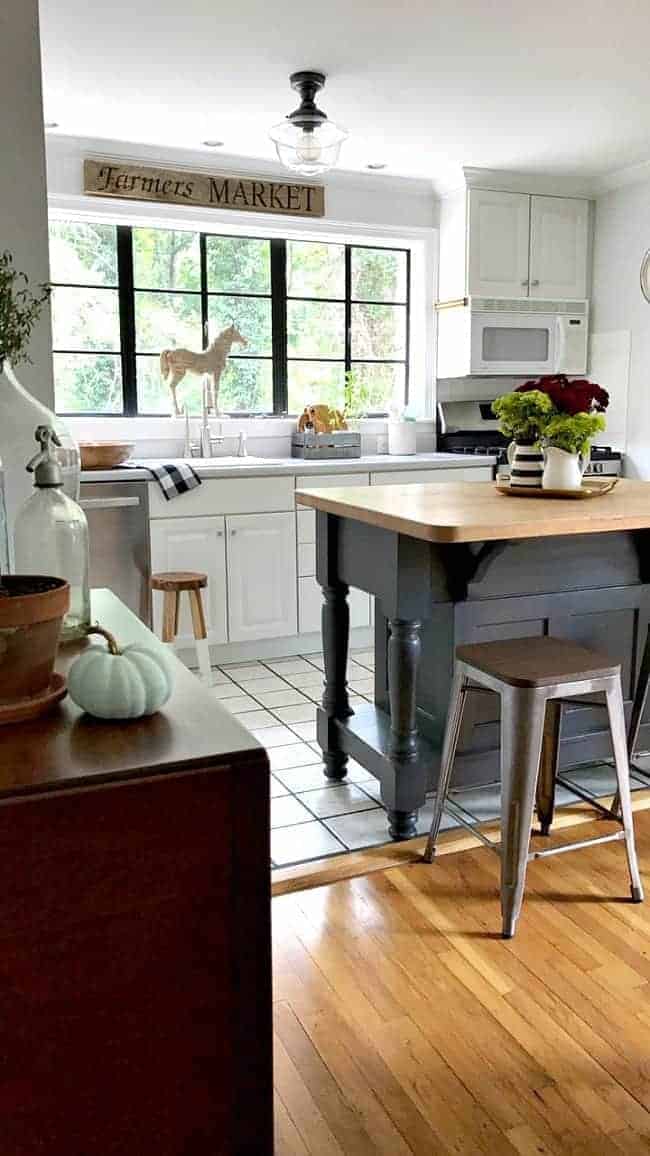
[496,478,619,500]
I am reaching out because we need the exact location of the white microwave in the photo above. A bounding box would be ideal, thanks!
[436,297,589,378]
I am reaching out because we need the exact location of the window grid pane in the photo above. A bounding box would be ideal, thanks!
[50,225,410,415]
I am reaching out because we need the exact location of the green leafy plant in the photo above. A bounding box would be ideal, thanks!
[492,389,553,445]
[343,369,370,420]
[0,251,50,371]
[543,412,606,457]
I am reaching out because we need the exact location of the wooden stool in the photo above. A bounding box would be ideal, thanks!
[151,572,211,683]
[424,636,644,938]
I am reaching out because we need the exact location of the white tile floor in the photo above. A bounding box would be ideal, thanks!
[209,649,650,870]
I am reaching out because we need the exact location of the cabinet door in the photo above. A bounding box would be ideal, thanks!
[150,516,227,645]
[467,189,531,298]
[529,196,589,300]
[227,512,297,642]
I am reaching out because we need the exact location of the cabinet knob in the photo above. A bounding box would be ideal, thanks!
[230,529,237,536]
[520,280,529,287]
[530,279,540,287]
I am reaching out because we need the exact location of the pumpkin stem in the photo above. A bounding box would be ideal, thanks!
[85,624,121,655]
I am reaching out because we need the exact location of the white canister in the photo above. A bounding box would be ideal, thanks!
[388,421,417,456]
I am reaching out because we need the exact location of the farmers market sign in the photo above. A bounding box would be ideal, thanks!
[83,159,324,218]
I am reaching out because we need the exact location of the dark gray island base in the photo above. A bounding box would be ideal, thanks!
[303,483,650,840]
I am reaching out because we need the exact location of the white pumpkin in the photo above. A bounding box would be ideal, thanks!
[68,626,173,719]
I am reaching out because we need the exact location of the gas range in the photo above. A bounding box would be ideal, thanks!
[437,400,623,478]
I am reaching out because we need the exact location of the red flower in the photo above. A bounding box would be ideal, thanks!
[516,375,608,415]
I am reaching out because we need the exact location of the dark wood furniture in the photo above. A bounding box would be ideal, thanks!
[0,590,272,1156]
[296,478,650,840]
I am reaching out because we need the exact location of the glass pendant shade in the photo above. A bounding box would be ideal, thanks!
[270,71,348,176]
[270,115,347,176]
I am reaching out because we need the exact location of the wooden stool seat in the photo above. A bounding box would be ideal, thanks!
[151,572,211,683]
[151,571,208,592]
[456,636,619,688]
[425,635,644,938]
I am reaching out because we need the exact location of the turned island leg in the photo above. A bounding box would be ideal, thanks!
[320,581,352,781]
[386,618,422,839]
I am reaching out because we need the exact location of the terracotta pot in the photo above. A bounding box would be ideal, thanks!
[0,576,70,703]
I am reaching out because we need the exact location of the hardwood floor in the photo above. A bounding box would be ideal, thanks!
[273,809,650,1154]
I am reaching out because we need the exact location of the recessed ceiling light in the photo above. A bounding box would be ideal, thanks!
[367,162,387,170]
[44,122,59,130]
[202,139,224,147]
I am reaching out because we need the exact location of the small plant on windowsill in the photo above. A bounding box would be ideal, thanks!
[343,369,370,422]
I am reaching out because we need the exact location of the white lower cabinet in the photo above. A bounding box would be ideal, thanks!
[150,516,228,646]
[226,512,297,642]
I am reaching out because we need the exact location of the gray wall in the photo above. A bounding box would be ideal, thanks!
[0,0,53,407]
[591,177,650,478]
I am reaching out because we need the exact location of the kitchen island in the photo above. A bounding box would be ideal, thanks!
[0,590,272,1156]
[296,478,650,839]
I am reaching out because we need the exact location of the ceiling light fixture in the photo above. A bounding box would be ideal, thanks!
[202,139,224,148]
[269,71,348,176]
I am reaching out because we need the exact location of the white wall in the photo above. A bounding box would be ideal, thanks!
[46,136,438,231]
[591,178,650,477]
[0,0,53,406]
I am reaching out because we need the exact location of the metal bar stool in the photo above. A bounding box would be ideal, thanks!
[424,636,644,939]
[151,571,211,683]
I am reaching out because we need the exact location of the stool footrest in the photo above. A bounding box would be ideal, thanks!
[555,774,623,821]
[528,829,625,860]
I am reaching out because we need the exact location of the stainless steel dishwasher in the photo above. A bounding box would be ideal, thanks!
[79,480,151,626]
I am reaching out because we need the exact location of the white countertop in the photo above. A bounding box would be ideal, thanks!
[80,451,496,484]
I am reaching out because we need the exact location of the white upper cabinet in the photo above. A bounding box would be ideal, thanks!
[227,512,297,643]
[467,189,531,299]
[528,195,589,300]
[446,186,591,302]
[150,516,228,646]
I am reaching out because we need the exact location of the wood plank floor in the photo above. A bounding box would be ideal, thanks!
[273,809,650,1155]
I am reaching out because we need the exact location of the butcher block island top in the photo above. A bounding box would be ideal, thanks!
[296,477,650,543]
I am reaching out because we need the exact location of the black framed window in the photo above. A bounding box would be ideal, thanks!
[49,220,410,416]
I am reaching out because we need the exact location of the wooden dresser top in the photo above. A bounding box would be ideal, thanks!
[0,589,263,800]
[296,478,650,544]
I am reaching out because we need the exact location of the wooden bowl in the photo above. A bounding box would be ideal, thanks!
[79,441,134,470]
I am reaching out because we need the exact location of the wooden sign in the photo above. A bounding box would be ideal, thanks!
[83,159,324,218]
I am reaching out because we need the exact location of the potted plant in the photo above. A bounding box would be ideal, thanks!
[492,389,553,488]
[517,375,609,492]
[0,251,79,547]
[343,369,369,426]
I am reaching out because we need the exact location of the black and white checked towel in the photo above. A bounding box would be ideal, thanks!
[127,461,202,500]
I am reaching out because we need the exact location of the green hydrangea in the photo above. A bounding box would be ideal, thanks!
[492,389,554,445]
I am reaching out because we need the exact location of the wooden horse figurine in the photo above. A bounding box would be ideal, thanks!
[160,323,247,416]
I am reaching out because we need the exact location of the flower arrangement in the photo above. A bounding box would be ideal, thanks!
[494,374,609,455]
[491,389,553,445]
[0,251,50,372]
